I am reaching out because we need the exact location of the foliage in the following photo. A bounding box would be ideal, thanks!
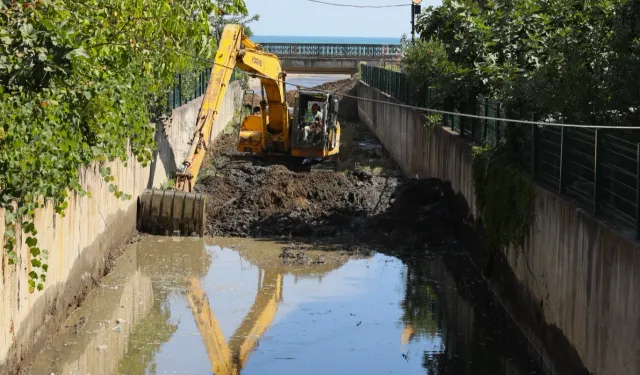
[401,260,441,340]
[210,0,259,40]
[399,33,410,55]
[413,0,638,124]
[404,0,640,252]
[0,0,247,292]
[208,0,258,91]
[116,298,178,374]
[472,141,535,252]
[401,38,456,106]
[159,178,176,190]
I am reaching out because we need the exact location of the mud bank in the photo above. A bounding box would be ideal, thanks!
[196,77,454,255]
[244,75,359,120]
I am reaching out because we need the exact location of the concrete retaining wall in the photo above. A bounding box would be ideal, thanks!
[357,80,640,375]
[0,81,243,374]
[148,80,243,188]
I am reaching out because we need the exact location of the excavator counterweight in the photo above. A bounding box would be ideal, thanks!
[137,24,341,236]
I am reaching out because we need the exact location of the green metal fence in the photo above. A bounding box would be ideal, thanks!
[360,63,640,239]
[260,43,402,58]
[168,68,241,110]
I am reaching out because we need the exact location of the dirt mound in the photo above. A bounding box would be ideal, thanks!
[197,77,455,253]
[245,75,359,119]
[198,157,391,238]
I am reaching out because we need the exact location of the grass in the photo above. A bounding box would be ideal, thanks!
[160,178,176,190]
[354,163,385,176]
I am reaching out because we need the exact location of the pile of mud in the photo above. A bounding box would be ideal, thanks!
[284,76,357,105]
[195,78,455,253]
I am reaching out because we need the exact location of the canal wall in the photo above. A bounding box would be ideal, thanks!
[357,80,640,375]
[0,81,243,374]
[148,80,243,188]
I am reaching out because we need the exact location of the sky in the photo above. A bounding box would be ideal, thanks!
[243,0,443,38]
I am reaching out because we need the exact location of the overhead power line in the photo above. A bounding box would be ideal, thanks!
[202,57,640,130]
[307,0,410,8]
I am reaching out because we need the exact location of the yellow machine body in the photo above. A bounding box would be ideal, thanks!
[137,24,340,236]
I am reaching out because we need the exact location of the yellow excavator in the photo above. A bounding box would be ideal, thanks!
[137,23,341,236]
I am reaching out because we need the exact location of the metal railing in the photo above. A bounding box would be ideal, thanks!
[260,43,402,58]
[360,63,640,239]
[168,68,241,110]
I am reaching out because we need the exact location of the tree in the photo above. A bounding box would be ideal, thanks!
[411,0,634,124]
[209,0,260,42]
[0,0,248,292]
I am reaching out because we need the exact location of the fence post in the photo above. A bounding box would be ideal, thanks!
[200,71,204,96]
[559,127,567,193]
[178,74,183,106]
[496,102,502,143]
[531,122,538,178]
[636,143,640,240]
[406,75,410,104]
[483,97,489,143]
[470,96,478,142]
[459,105,465,138]
[594,129,603,215]
[173,77,179,109]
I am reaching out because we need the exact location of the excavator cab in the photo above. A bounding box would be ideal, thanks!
[290,90,341,157]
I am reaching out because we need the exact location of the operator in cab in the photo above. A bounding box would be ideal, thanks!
[303,103,323,142]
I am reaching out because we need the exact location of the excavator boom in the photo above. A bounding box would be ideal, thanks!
[137,24,287,236]
[174,25,243,192]
[137,23,339,236]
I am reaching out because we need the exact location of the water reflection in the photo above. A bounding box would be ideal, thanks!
[402,253,547,375]
[29,248,158,375]
[30,237,547,375]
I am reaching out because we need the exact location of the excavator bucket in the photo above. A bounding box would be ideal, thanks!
[137,188,206,236]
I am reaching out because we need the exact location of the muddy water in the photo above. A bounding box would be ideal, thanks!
[30,236,548,375]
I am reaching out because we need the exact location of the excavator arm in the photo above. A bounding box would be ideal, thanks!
[175,24,289,192]
[137,24,292,236]
[184,270,283,374]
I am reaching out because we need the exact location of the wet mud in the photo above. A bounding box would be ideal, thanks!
[196,76,450,256]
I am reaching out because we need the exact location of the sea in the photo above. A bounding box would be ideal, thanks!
[252,35,401,45]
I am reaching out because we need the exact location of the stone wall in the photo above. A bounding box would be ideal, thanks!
[357,80,640,375]
[0,81,243,374]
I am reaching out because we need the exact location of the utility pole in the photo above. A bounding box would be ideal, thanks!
[411,0,422,44]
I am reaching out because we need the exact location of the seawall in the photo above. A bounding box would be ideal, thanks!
[0,81,243,374]
[357,80,640,375]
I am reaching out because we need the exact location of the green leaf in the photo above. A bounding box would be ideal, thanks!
[66,47,90,60]
[5,211,16,224]
[30,246,41,257]
[31,259,42,267]
[26,237,37,247]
